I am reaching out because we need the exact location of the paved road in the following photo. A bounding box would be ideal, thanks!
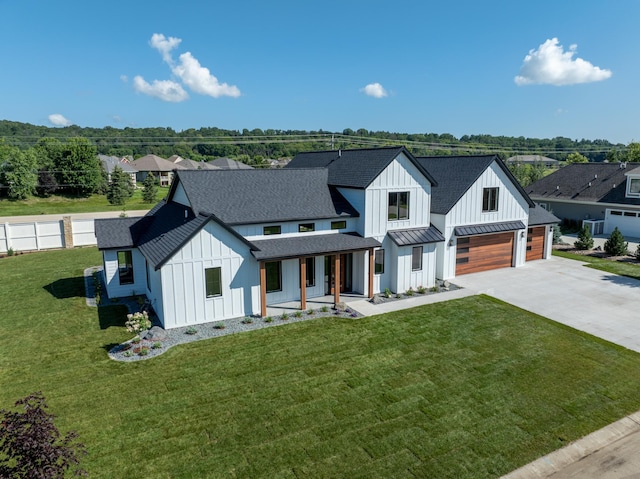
[454,255,640,353]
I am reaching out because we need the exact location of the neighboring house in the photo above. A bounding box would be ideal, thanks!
[526,162,640,236]
[208,157,254,169]
[506,155,560,168]
[98,155,138,187]
[96,147,556,330]
[168,155,219,170]
[130,154,185,186]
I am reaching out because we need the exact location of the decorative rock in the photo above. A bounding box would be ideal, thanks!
[334,301,348,311]
[371,295,385,305]
[142,326,168,340]
[443,280,451,288]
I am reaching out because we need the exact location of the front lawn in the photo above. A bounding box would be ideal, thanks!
[2,248,640,478]
[553,249,640,281]
[0,188,167,216]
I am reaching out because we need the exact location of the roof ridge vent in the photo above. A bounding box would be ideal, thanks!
[588,182,592,187]
[338,149,342,157]
[594,174,598,179]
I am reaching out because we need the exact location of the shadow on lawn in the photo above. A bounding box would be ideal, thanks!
[98,305,128,330]
[43,277,85,299]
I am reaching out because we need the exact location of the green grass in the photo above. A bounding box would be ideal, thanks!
[0,188,167,216]
[3,248,640,478]
[553,249,640,281]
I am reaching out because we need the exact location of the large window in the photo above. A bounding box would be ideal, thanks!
[300,257,315,287]
[374,249,385,274]
[263,225,281,235]
[205,267,222,298]
[629,178,640,196]
[482,187,499,212]
[117,250,134,285]
[266,261,282,292]
[388,192,409,220]
[412,246,423,271]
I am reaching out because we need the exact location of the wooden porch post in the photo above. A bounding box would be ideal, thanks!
[334,254,341,305]
[368,248,375,299]
[299,258,307,310]
[259,261,267,317]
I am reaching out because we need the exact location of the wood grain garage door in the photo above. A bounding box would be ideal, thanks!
[526,226,545,261]
[456,232,514,275]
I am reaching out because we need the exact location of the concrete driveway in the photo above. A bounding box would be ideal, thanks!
[453,255,640,353]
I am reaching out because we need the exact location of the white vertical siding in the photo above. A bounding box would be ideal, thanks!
[160,220,259,329]
[102,249,148,298]
[365,153,432,240]
[439,161,530,279]
[393,244,437,293]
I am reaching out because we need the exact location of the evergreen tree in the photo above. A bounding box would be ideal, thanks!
[574,225,594,250]
[604,227,628,256]
[106,166,133,205]
[552,224,562,244]
[142,172,158,203]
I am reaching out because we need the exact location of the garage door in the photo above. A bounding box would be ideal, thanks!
[456,232,514,275]
[526,226,545,261]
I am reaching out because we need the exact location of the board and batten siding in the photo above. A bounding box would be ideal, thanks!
[362,153,432,241]
[265,256,324,305]
[234,218,355,240]
[159,220,259,329]
[435,161,530,280]
[102,248,148,298]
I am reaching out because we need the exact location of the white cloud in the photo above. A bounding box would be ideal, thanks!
[172,52,241,98]
[515,38,612,86]
[131,33,241,101]
[360,82,388,98]
[48,114,71,126]
[149,33,181,64]
[132,76,189,102]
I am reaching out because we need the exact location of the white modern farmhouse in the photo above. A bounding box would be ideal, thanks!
[95,147,558,329]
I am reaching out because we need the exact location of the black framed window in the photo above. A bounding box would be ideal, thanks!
[374,249,385,274]
[266,261,282,292]
[331,220,346,230]
[205,267,222,297]
[412,246,423,271]
[298,223,315,233]
[263,225,281,235]
[482,187,499,212]
[388,192,409,220]
[300,257,315,287]
[117,250,134,285]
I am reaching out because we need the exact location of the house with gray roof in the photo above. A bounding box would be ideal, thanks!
[130,154,185,186]
[208,157,254,169]
[98,155,138,187]
[526,162,640,236]
[506,155,559,168]
[95,147,556,330]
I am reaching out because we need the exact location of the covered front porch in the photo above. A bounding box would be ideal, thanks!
[266,293,367,317]
[250,232,381,317]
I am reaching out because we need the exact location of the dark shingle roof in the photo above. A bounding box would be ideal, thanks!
[528,205,560,226]
[416,155,535,214]
[173,169,358,224]
[287,146,437,189]
[251,233,381,261]
[387,226,445,246]
[526,162,640,206]
[454,220,526,237]
[95,217,141,249]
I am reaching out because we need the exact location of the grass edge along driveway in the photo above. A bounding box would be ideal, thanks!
[2,247,640,478]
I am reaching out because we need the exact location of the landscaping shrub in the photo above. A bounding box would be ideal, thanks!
[552,224,562,244]
[604,227,628,256]
[574,225,594,250]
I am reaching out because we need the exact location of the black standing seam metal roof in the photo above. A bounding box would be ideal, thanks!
[387,226,445,246]
[415,155,535,214]
[250,233,381,261]
[171,168,359,224]
[286,146,438,189]
[454,221,526,237]
[526,162,640,206]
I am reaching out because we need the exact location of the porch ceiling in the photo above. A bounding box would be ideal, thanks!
[251,232,381,261]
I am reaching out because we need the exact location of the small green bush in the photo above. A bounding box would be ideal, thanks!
[306,309,314,315]
[417,285,426,294]
[138,347,149,356]
[320,306,329,313]
[604,227,628,256]
[151,342,162,350]
[131,336,141,344]
[406,287,415,296]
[293,311,303,318]
[241,317,253,324]
[185,326,197,335]
[280,312,289,320]
[264,316,273,323]
[214,323,226,329]
[574,225,594,250]
[384,288,392,299]
[123,351,133,357]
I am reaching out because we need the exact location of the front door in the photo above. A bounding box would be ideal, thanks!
[325,254,353,294]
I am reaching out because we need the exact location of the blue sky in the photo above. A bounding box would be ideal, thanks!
[2,0,638,144]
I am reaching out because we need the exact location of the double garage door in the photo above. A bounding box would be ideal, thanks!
[455,227,546,275]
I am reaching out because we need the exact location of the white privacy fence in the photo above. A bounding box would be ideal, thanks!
[0,211,148,253]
